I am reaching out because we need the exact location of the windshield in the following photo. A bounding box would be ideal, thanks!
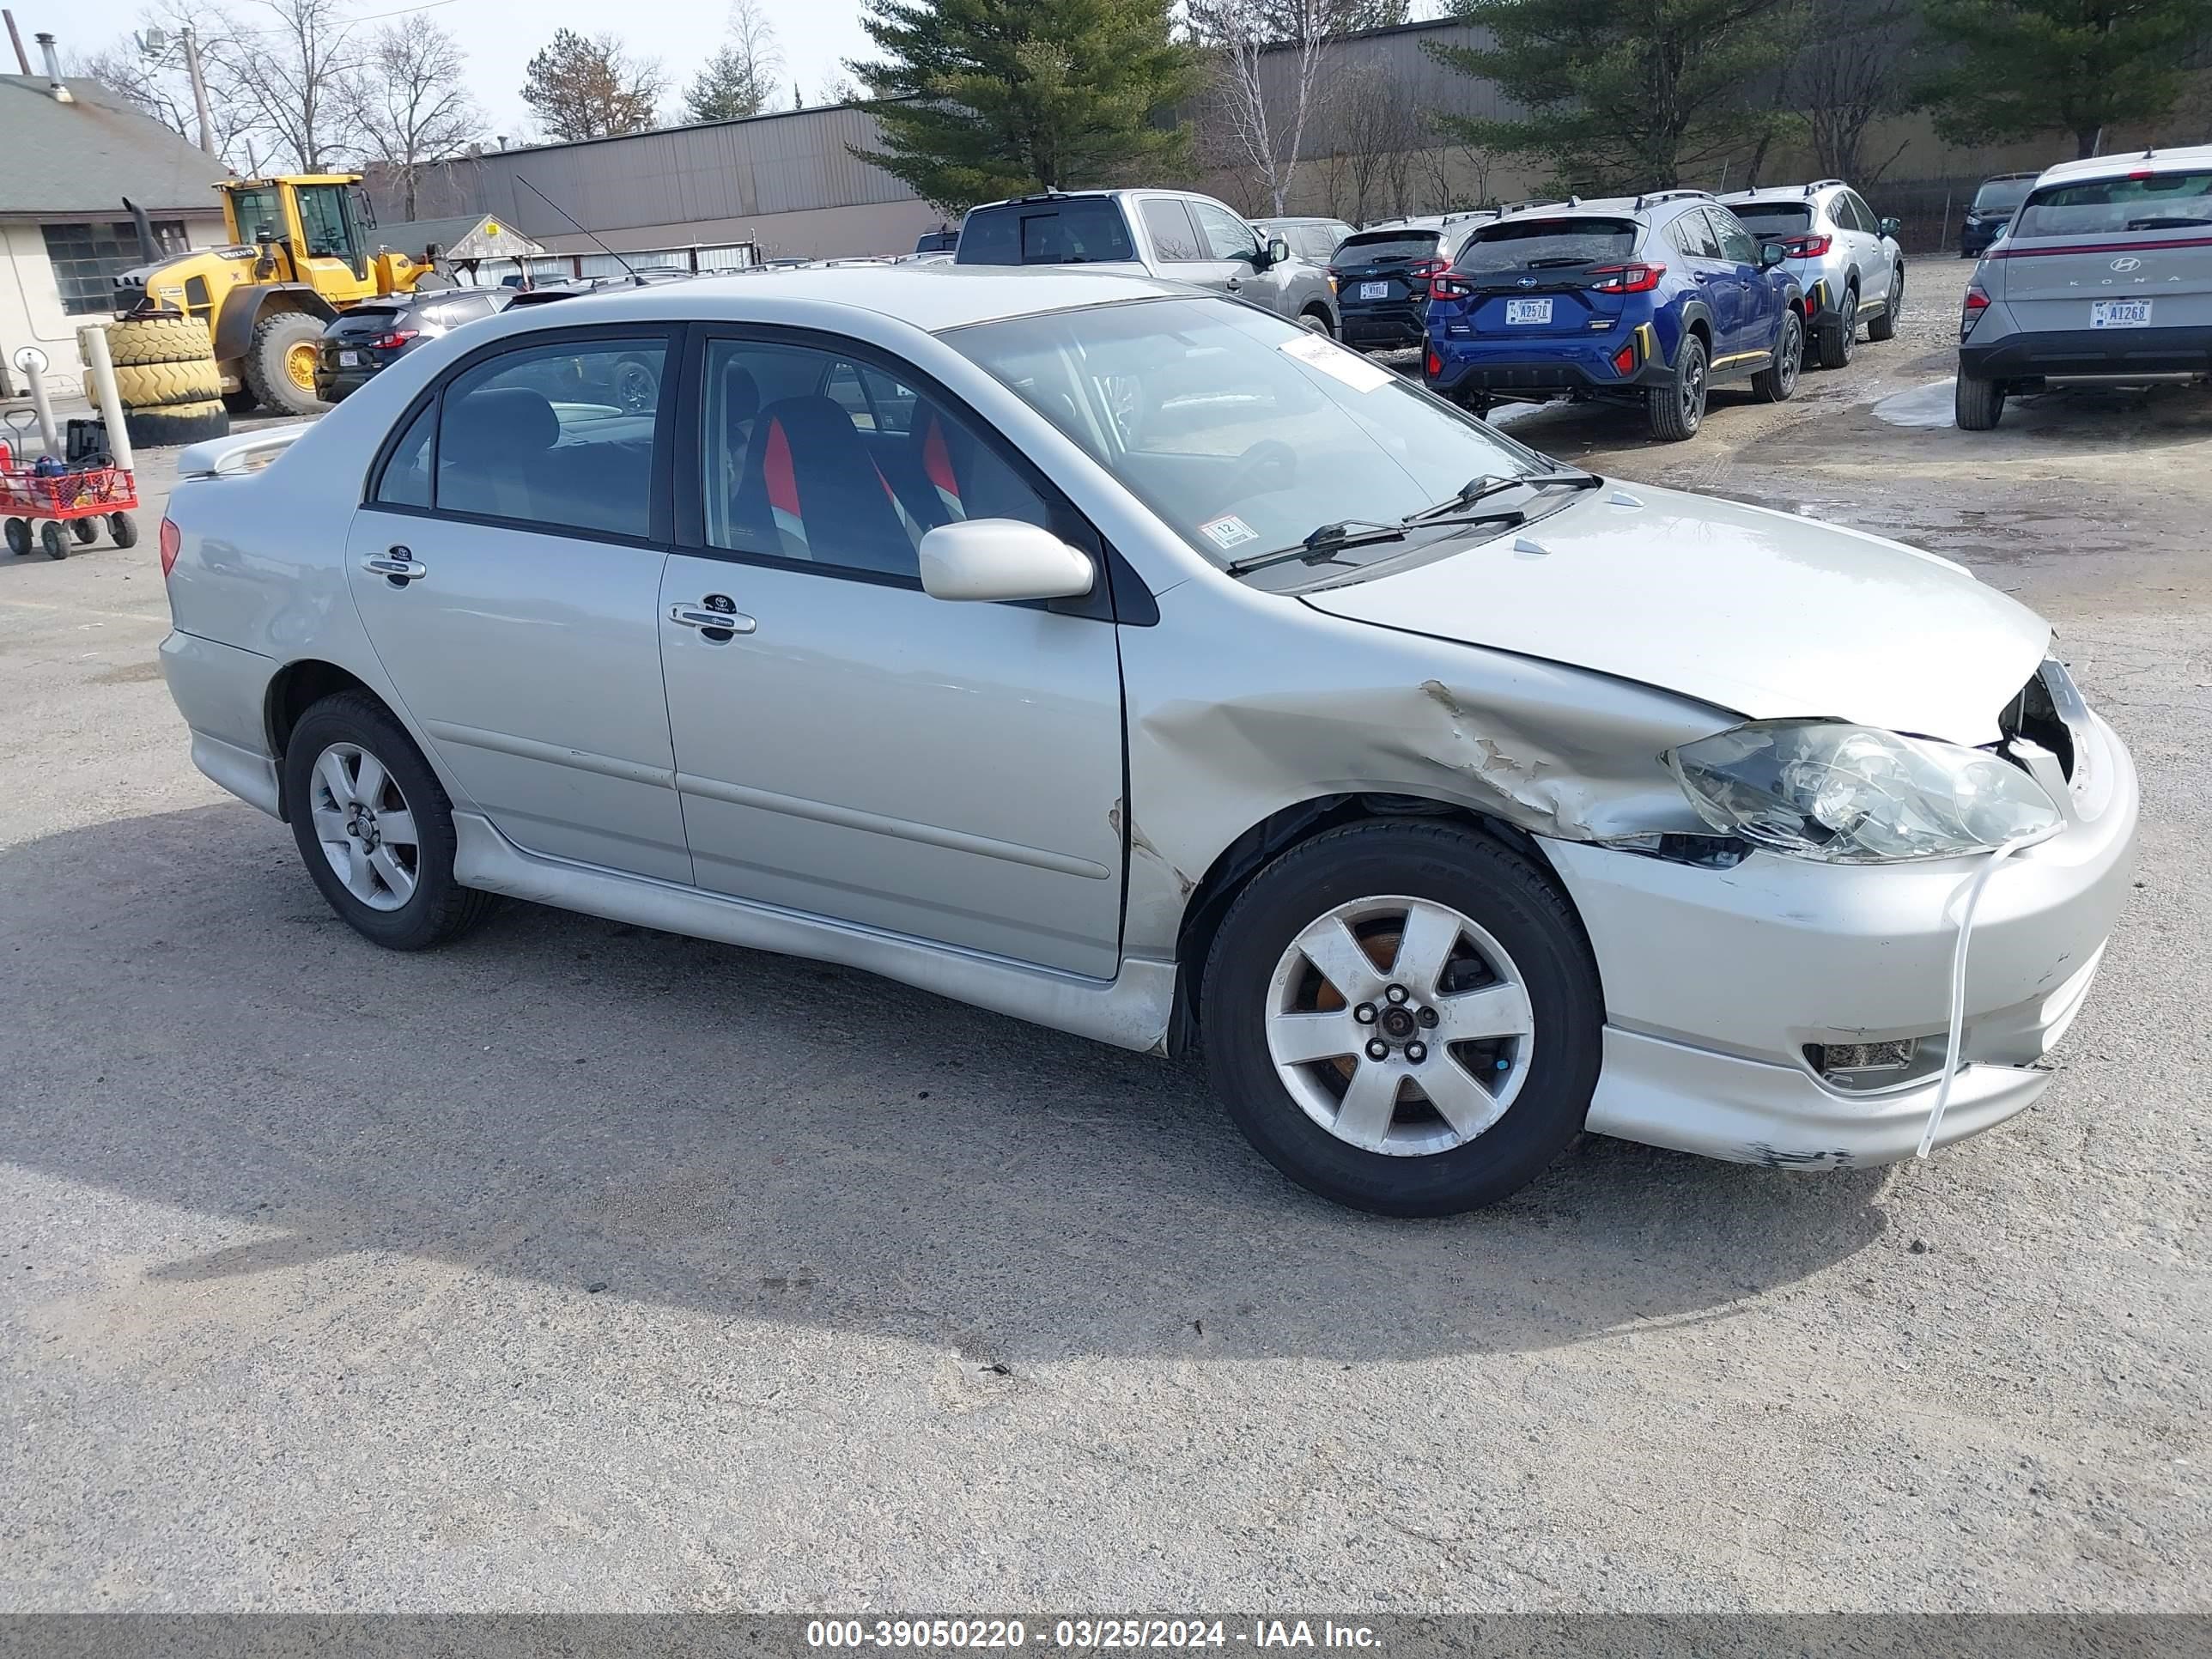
[1458,218,1638,273]
[1972,179,2032,213]
[945,297,1546,571]
[1334,230,1442,264]
[957,199,1136,265]
[228,186,283,244]
[1729,203,1813,236]
[2013,170,2212,237]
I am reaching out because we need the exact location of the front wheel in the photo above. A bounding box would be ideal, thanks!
[1869,268,1904,342]
[1954,371,2005,430]
[283,692,498,951]
[1200,821,1602,1216]
[1647,334,1708,441]
[1299,307,1334,337]
[1752,311,1803,402]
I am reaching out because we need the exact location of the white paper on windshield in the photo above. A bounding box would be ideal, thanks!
[1279,331,1395,393]
[1200,514,1260,550]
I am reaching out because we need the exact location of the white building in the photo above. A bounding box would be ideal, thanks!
[0,70,232,398]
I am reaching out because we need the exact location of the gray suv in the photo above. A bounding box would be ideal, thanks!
[1722,181,1904,368]
[957,188,1340,335]
[1955,145,2212,428]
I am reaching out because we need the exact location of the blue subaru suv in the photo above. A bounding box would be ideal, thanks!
[1423,191,1808,441]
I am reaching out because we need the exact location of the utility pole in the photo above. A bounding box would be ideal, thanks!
[181,27,216,158]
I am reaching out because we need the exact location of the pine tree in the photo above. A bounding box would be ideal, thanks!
[1427,0,1805,195]
[1918,0,2212,160]
[520,29,664,142]
[850,0,1202,212]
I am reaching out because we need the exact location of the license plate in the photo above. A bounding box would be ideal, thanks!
[1505,298,1553,325]
[2092,299,2151,329]
[338,349,362,367]
[1358,282,1389,301]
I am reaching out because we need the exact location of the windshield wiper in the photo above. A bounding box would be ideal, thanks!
[1403,469,1601,525]
[1225,519,1406,575]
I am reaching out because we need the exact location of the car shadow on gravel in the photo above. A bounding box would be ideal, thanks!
[2,805,1893,1364]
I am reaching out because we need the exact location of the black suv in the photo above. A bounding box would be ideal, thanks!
[315,288,508,403]
[1961,173,2038,258]
[1329,213,1496,349]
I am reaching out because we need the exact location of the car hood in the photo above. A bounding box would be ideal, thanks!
[1300,484,2050,746]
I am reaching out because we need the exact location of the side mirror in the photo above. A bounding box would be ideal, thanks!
[1879,216,1903,240]
[919,518,1094,603]
[1759,240,1788,267]
[1264,235,1292,268]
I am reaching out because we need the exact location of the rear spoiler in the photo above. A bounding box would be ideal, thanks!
[177,422,313,480]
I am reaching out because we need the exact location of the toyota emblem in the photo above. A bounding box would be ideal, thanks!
[2111,257,2142,272]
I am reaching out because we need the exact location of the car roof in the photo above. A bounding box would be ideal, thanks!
[447,263,1200,337]
[2033,144,2212,187]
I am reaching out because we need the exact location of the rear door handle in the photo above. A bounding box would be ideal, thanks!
[669,602,757,635]
[363,549,427,582]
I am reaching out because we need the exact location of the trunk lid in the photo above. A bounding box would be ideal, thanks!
[1300,484,2049,746]
[1994,165,2212,331]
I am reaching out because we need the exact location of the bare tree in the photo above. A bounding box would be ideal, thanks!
[210,0,367,172]
[350,21,482,219]
[1320,63,1419,224]
[72,10,257,165]
[685,0,783,123]
[1792,5,1918,183]
[1193,0,1329,216]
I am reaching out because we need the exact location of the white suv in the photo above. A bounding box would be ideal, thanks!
[1722,181,1905,368]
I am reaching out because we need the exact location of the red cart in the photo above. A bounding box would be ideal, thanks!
[0,459,138,561]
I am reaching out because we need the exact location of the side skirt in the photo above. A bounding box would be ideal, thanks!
[451,812,1178,1055]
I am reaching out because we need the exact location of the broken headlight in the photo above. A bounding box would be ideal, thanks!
[1663,720,2060,862]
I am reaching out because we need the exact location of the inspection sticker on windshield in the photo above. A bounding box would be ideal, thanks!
[1279,331,1395,392]
[1199,514,1260,550]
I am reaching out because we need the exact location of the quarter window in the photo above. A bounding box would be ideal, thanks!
[434,337,666,538]
[375,402,434,509]
[696,337,1051,583]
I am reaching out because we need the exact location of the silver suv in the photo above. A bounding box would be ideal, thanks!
[956,188,1341,336]
[1722,181,1904,368]
[1955,145,2212,429]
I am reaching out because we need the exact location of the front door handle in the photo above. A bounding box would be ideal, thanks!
[363,548,427,582]
[669,601,757,635]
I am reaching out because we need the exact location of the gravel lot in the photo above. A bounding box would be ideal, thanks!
[1,258,2204,1615]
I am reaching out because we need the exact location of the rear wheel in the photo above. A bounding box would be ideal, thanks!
[1868,267,1904,342]
[70,517,97,544]
[283,692,498,951]
[1200,821,1602,1216]
[1752,310,1803,402]
[1954,370,2006,430]
[1814,284,1858,368]
[1299,306,1334,337]
[1647,333,1707,441]
[108,513,137,549]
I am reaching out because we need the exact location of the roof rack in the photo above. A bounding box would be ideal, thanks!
[1802,179,1847,197]
[1632,188,1714,210]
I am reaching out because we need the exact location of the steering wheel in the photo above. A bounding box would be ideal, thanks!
[1217,439,1300,510]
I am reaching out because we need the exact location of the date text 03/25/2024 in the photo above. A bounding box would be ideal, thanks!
[805,1619,1381,1650]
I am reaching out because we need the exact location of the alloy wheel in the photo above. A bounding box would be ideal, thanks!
[1264,896,1535,1157]
[307,742,421,912]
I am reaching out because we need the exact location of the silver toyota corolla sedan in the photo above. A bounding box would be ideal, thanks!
[155,266,2137,1215]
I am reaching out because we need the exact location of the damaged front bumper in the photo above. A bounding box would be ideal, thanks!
[1539,709,2138,1167]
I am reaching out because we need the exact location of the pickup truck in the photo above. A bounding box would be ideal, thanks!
[955,189,1341,337]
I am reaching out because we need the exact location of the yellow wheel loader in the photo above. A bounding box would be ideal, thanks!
[110,176,443,416]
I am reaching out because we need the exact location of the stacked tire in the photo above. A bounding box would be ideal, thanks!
[105,316,229,447]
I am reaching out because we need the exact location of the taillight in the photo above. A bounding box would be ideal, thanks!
[1589,262,1666,294]
[1408,258,1448,280]
[1430,274,1474,301]
[371,329,420,349]
[1781,234,1832,258]
[1961,284,1990,341]
[159,516,180,577]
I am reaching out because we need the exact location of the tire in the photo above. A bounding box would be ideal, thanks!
[104,315,213,368]
[1751,310,1803,403]
[123,398,228,449]
[1814,284,1858,368]
[1954,370,2005,430]
[40,521,67,560]
[1200,820,1603,1217]
[108,512,137,549]
[3,518,27,556]
[70,517,96,544]
[113,356,222,408]
[1868,267,1903,342]
[1646,332,1708,441]
[243,311,331,416]
[282,691,498,951]
[1299,306,1335,337]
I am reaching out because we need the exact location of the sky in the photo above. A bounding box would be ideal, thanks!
[30,0,878,145]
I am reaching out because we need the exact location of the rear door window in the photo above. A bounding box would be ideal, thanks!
[1461,217,1640,274]
[2014,170,2212,238]
[956,198,1136,265]
[1141,198,1204,263]
[1709,210,1761,265]
[1973,179,2033,214]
